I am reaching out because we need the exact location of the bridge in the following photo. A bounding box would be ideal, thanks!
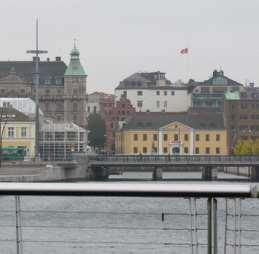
[88,155,259,181]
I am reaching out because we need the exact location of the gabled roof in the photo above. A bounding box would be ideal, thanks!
[0,107,32,122]
[0,60,67,86]
[122,112,225,130]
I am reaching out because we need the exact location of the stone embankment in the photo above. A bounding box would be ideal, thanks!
[0,157,90,182]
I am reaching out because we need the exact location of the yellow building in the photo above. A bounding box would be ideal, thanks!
[0,107,35,158]
[116,112,228,155]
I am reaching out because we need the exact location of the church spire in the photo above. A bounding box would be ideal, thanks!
[64,41,86,76]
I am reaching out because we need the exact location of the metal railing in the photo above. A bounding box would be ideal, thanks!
[90,155,259,164]
[0,182,256,254]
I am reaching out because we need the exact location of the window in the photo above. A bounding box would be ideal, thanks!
[196,134,200,141]
[164,101,167,108]
[156,101,160,108]
[184,134,188,141]
[8,127,14,138]
[163,147,168,153]
[93,106,97,113]
[206,134,210,141]
[137,101,143,108]
[153,147,157,153]
[133,134,138,141]
[87,106,90,112]
[143,134,147,141]
[133,147,138,154]
[123,91,127,97]
[216,147,220,154]
[73,103,78,112]
[216,134,220,141]
[21,127,27,137]
[206,147,210,154]
[153,134,157,141]
[240,115,248,120]
[171,91,175,96]
[164,91,167,96]
[241,103,247,109]
[184,147,188,154]
[163,134,168,141]
[156,91,160,95]
[143,147,147,153]
[137,91,143,96]
[55,77,62,85]
[44,78,51,85]
[195,147,200,154]
[174,134,178,141]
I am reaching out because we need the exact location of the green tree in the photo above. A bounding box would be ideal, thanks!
[87,113,106,149]
[234,139,259,155]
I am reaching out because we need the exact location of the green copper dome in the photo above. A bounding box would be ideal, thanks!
[65,45,86,76]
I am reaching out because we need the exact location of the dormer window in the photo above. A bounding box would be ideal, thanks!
[55,77,62,85]
[44,77,51,85]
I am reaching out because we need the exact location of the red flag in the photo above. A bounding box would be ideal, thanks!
[180,48,188,54]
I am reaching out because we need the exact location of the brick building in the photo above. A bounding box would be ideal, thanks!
[87,92,135,151]
[224,90,259,154]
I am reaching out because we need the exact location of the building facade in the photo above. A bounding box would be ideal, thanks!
[224,90,259,154]
[87,92,135,152]
[0,107,35,158]
[0,45,87,128]
[39,119,88,161]
[191,70,244,111]
[116,112,227,155]
[115,72,192,112]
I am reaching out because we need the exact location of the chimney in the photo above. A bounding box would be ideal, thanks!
[56,56,61,62]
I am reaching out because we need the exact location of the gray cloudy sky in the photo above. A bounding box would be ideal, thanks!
[1,0,259,93]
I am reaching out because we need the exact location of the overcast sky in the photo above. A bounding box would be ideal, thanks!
[1,0,259,93]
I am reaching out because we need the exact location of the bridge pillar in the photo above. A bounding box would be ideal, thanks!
[90,167,109,181]
[152,168,163,181]
[251,166,259,182]
[202,166,217,181]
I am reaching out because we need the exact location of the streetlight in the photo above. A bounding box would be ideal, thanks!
[27,19,48,160]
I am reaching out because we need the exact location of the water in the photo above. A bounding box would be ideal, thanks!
[0,172,258,254]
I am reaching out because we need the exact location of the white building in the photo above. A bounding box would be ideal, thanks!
[115,72,192,112]
[0,97,43,117]
[39,118,88,161]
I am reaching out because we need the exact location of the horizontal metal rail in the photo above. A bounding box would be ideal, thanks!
[89,155,259,167]
[0,182,256,197]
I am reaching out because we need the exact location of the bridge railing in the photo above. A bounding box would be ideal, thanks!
[90,154,259,163]
[0,182,256,254]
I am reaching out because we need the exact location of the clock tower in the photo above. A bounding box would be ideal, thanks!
[64,44,87,128]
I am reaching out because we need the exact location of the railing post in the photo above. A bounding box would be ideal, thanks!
[15,196,23,254]
[208,197,212,254]
[213,198,218,254]
[208,197,218,254]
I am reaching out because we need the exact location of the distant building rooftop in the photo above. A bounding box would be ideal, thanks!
[122,112,225,130]
[189,70,243,87]
[116,71,190,90]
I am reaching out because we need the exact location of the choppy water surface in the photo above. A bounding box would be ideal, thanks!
[0,172,258,254]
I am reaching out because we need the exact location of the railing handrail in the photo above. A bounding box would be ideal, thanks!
[0,182,256,198]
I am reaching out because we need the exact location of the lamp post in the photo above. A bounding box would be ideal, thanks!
[26,19,48,160]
